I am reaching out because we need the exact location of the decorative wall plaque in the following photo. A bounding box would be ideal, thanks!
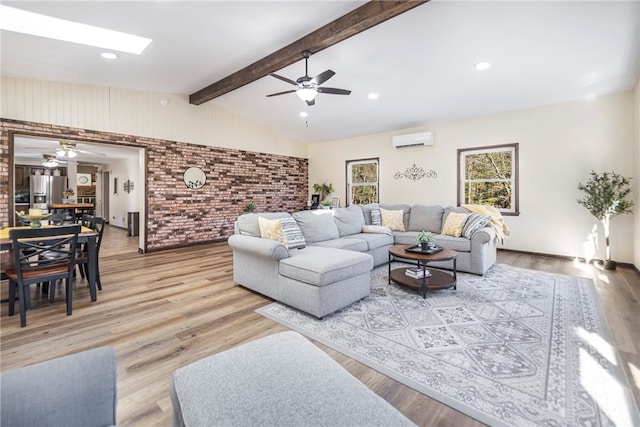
[123,179,134,193]
[394,164,437,181]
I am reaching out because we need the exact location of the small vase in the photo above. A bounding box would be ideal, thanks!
[420,243,428,251]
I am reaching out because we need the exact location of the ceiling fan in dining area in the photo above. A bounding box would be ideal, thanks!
[266,50,351,106]
[41,154,67,168]
[21,140,107,159]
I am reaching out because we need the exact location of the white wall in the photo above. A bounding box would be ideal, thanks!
[1,77,307,158]
[106,157,139,228]
[309,91,636,263]
[634,77,640,270]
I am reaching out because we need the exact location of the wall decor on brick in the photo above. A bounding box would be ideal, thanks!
[0,119,309,252]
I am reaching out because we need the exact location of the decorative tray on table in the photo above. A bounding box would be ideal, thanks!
[405,245,443,255]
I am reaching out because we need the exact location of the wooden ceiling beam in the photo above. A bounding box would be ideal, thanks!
[189,0,429,105]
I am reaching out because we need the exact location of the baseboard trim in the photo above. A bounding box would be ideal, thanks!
[498,248,636,270]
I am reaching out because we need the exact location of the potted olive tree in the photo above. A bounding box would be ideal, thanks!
[577,171,633,269]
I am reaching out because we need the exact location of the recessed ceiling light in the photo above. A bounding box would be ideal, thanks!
[100,52,118,60]
[474,61,491,71]
[368,93,379,100]
[299,112,308,118]
[0,5,152,55]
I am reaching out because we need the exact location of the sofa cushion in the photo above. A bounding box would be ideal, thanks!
[310,238,368,252]
[237,212,292,237]
[280,247,372,287]
[359,203,380,225]
[379,204,411,230]
[279,217,306,249]
[292,210,340,244]
[333,206,365,237]
[393,231,471,252]
[441,212,470,237]
[380,208,405,231]
[170,332,413,427]
[408,204,445,233]
[462,213,491,239]
[349,233,394,251]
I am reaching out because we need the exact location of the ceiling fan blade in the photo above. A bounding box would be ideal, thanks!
[311,70,335,86]
[317,87,351,95]
[269,73,298,86]
[266,90,297,97]
[75,149,106,156]
[306,98,316,107]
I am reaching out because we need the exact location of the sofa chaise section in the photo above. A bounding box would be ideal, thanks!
[170,331,415,426]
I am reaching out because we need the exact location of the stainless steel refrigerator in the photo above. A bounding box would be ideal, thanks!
[30,175,67,212]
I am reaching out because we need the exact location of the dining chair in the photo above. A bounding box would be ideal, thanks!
[47,212,66,225]
[76,217,105,290]
[5,225,80,327]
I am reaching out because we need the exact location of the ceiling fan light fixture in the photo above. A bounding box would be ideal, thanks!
[56,148,77,158]
[42,158,59,168]
[296,88,317,102]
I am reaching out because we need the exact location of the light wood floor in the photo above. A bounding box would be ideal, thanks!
[1,226,639,426]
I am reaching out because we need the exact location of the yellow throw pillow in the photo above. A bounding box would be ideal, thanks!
[258,217,283,242]
[441,212,469,237]
[380,208,405,232]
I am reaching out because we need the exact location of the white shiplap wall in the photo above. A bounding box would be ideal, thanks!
[1,76,307,158]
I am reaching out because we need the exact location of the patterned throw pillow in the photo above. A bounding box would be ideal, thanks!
[441,212,469,237]
[279,217,306,249]
[371,209,382,226]
[258,217,283,242]
[380,208,405,231]
[462,213,491,239]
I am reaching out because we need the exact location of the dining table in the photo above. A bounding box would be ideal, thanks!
[48,203,95,219]
[0,225,99,302]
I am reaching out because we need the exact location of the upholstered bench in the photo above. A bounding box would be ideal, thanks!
[170,331,414,427]
[278,246,372,318]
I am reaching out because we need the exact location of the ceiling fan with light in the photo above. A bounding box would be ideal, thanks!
[266,50,351,106]
[55,141,105,158]
[42,154,67,168]
[22,141,107,158]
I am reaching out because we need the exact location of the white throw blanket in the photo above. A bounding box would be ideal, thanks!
[462,204,511,243]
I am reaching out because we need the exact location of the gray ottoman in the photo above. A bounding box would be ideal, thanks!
[278,246,373,318]
[170,331,414,427]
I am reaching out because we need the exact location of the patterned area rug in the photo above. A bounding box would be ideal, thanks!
[257,263,640,426]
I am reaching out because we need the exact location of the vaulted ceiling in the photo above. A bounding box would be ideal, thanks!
[2,1,639,143]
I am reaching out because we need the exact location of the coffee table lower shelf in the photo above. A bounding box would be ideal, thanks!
[389,268,456,298]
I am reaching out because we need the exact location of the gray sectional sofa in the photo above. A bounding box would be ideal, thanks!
[228,203,497,318]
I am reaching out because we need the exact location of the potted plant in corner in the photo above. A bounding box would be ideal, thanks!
[416,230,435,251]
[313,182,334,206]
[577,170,633,270]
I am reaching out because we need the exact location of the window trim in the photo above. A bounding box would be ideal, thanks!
[457,143,519,216]
[345,157,379,206]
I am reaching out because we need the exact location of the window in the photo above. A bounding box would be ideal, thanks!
[346,158,379,205]
[457,143,519,215]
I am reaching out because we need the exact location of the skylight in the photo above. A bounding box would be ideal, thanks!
[0,5,152,55]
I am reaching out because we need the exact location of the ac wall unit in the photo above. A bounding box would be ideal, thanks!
[392,131,434,148]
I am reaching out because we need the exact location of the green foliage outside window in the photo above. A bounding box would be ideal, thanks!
[459,144,518,213]
[348,159,378,205]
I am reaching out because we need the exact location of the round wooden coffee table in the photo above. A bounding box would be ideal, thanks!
[388,244,457,298]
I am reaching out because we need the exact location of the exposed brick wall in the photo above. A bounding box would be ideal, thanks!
[0,119,309,252]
